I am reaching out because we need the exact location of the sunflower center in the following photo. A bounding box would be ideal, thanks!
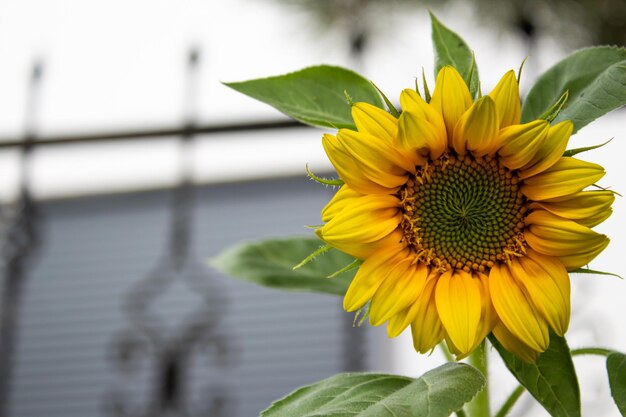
[399,153,527,273]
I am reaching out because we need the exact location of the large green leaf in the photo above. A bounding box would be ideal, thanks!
[607,352,626,416]
[490,334,580,417]
[430,12,480,98]
[261,363,485,417]
[224,65,383,130]
[521,46,626,133]
[209,237,355,295]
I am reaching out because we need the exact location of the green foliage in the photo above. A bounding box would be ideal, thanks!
[261,363,485,417]
[221,16,626,417]
[490,334,580,417]
[607,352,626,416]
[521,46,626,133]
[430,12,480,98]
[209,237,355,295]
[224,65,384,130]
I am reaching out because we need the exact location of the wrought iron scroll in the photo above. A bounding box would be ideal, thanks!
[0,62,43,417]
[106,49,236,417]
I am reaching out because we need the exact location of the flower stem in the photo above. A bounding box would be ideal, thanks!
[439,342,455,362]
[467,340,491,417]
[494,385,525,417]
[571,347,613,357]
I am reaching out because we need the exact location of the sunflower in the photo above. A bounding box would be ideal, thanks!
[316,66,613,362]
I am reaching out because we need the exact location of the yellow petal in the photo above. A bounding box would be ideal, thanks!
[524,210,609,269]
[511,251,570,336]
[387,267,435,337]
[320,228,404,263]
[399,88,426,115]
[370,262,429,326]
[352,102,398,141]
[430,66,472,142]
[572,209,613,229]
[400,88,448,148]
[521,157,605,201]
[472,272,498,350]
[343,246,411,311]
[492,321,540,363]
[410,276,445,353]
[532,190,615,228]
[452,95,498,156]
[520,121,573,179]
[322,133,393,194]
[435,270,482,356]
[445,272,496,360]
[338,129,413,187]
[558,248,610,271]
[488,70,521,128]
[489,263,549,352]
[321,185,362,223]
[497,120,550,170]
[397,110,446,163]
[318,194,400,249]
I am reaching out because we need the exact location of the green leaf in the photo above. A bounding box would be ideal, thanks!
[209,237,355,295]
[521,46,626,133]
[490,333,580,417]
[607,352,626,416]
[261,363,486,417]
[430,12,480,98]
[224,65,384,130]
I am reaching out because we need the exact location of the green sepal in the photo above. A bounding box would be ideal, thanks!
[590,183,622,196]
[467,51,477,96]
[327,258,362,278]
[422,68,432,103]
[305,164,343,187]
[570,267,622,279]
[344,90,355,106]
[563,138,612,157]
[539,90,569,123]
[517,56,529,83]
[292,244,332,270]
[370,81,400,117]
[353,303,370,327]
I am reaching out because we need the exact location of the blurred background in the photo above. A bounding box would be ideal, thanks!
[0,1,624,416]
